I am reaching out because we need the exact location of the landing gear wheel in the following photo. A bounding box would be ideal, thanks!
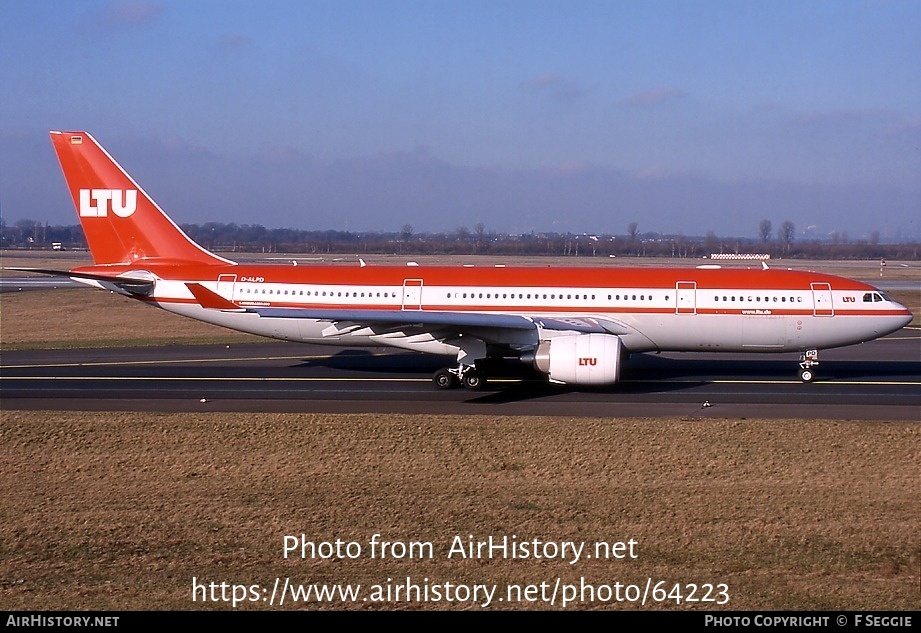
[461,369,487,390]
[798,349,819,384]
[433,368,458,390]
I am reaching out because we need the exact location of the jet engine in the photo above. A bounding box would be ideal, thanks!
[529,333,623,385]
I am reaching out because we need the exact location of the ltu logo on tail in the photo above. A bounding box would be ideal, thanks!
[79,189,137,218]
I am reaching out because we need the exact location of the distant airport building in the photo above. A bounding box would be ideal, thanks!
[709,253,770,260]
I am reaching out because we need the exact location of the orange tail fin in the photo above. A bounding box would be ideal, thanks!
[49,131,233,267]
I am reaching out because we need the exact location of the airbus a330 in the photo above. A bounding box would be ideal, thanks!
[19,131,913,389]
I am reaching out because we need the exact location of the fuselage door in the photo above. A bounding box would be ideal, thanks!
[811,282,834,316]
[217,274,237,300]
[402,278,423,311]
[676,281,697,314]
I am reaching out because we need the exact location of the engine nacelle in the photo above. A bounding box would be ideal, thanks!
[531,333,623,385]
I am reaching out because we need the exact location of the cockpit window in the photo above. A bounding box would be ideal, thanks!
[863,292,887,303]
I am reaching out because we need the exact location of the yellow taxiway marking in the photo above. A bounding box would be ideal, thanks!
[707,379,920,386]
[1,376,434,382]
[0,354,359,370]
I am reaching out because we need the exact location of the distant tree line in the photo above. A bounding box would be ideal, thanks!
[2,217,918,260]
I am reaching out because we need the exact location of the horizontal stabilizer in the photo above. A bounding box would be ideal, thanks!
[7,267,154,295]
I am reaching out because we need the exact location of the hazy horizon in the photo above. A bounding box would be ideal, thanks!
[2,1,919,242]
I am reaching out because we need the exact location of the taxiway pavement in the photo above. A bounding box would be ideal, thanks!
[2,331,918,420]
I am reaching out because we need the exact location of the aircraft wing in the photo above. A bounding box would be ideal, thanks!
[252,307,534,330]
[252,305,644,355]
[184,282,629,344]
[531,316,612,333]
[254,306,541,351]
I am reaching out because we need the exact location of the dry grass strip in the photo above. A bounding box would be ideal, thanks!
[1,411,918,611]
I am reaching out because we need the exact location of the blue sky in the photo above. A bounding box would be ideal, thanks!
[1,0,919,241]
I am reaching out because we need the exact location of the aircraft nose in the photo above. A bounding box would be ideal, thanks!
[892,302,913,329]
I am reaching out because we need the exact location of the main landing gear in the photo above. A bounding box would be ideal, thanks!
[798,349,819,383]
[433,365,488,390]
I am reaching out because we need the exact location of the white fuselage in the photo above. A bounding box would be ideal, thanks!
[98,267,911,357]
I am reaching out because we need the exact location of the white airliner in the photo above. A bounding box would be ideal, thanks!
[22,131,913,389]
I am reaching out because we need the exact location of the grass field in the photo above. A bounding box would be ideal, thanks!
[1,254,918,611]
[1,411,918,611]
[1,288,263,348]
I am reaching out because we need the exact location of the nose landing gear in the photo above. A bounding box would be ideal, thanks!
[798,349,819,383]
